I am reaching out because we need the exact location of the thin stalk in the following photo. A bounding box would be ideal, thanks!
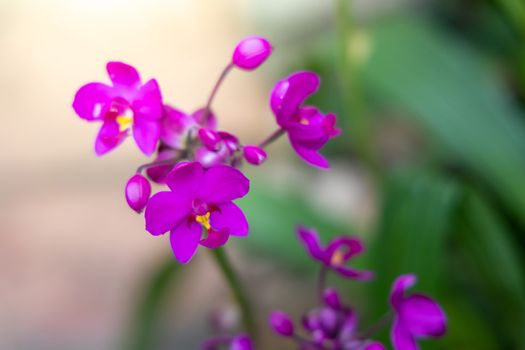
[334,0,379,176]
[202,63,234,122]
[317,266,328,301]
[357,312,392,340]
[258,128,286,148]
[211,247,257,339]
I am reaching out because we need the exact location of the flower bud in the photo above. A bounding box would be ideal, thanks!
[243,145,267,165]
[232,36,272,71]
[198,128,221,150]
[269,311,294,337]
[323,288,342,310]
[230,335,253,350]
[125,174,151,213]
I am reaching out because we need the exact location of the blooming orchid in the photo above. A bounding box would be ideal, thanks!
[297,226,373,281]
[73,62,163,156]
[270,288,385,350]
[270,71,341,169]
[145,161,249,263]
[390,275,447,350]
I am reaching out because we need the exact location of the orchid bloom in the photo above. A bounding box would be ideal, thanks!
[297,227,373,281]
[73,62,163,156]
[390,274,447,350]
[270,71,341,169]
[270,288,384,350]
[145,162,249,263]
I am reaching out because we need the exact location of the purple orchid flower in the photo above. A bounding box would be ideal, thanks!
[270,288,384,350]
[270,71,341,169]
[202,334,253,350]
[145,162,249,263]
[195,130,241,167]
[297,227,373,281]
[73,62,163,156]
[390,274,447,350]
[161,105,217,149]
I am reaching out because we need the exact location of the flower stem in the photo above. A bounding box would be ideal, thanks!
[258,128,286,148]
[202,63,234,123]
[136,156,181,174]
[357,312,392,340]
[211,247,257,339]
[317,266,328,301]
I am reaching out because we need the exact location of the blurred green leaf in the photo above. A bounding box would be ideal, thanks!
[239,179,354,272]
[362,16,525,228]
[124,256,181,350]
[368,170,460,316]
[453,188,525,347]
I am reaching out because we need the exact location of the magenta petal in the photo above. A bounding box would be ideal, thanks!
[230,335,253,350]
[400,294,447,338]
[132,118,160,156]
[199,165,250,203]
[192,108,217,130]
[146,149,179,184]
[160,105,196,148]
[364,342,386,350]
[391,318,418,350]
[390,274,417,310]
[333,265,374,281]
[232,36,272,71]
[125,174,151,213]
[73,82,114,120]
[296,226,326,261]
[107,61,141,88]
[170,221,202,264]
[133,79,163,120]
[210,203,249,236]
[200,228,230,248]
[326,236,364,262]
[165,162,204,198]
[144,191,191,236]
[291,141,330,169]
[94,120,127,156]
[270,71,320,125]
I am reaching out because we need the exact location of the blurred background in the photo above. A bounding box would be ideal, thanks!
[1,0,525,349]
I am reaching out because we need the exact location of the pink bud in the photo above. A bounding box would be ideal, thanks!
[269,311,294,337]
[198,128,221,150]
[323,288,342,310]
[125,174,151,213]
[243,145,267,165]
[232,36,272,71]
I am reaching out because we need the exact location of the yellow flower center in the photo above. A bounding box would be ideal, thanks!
[195,212,211,230]
[116,115,133,132]
[299,118,310,125]
[330,249,345,266]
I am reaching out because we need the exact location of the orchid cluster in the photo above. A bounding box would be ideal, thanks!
[268,227,447,350]
[72,35,447,350]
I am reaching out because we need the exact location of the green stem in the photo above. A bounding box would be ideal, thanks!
[211,247,257,338]
[334,0,379,177]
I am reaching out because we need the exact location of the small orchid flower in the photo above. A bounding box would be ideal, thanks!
[390,274,447,350]
[270,71,341,169]
[271,288,384,350]
[196,130,241,167]
[73,62,163,156]
[297,227,373,281]
[202,334,253,350]
[161,105,217,149]
[145,162,249,263]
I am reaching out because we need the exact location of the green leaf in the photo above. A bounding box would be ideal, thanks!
[124,256,181,350]
[454,189,525,347]
[362,16,525,228]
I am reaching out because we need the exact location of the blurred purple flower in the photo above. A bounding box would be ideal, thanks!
[270,71,341,168]
[202,334,253,350]
[161,105,217,149]
[195,130,241,167]
[232,36,272,71]
[297,226,373,281]
[73,62,163,156]
[271,288,384,350]
[390,274,447,350]
[145,162,249,263]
